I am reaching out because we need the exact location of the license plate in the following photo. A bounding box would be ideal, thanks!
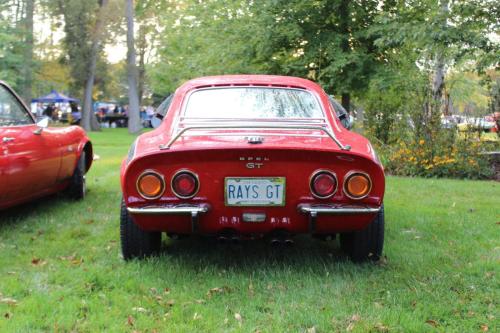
[225,177,286,206]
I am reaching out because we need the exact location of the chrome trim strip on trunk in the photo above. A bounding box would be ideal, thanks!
[160,124,351,151]
[298,204,381,215]
[127,204,210,216]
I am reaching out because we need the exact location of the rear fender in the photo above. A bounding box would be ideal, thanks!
[122,148,385,208]
[76,137,93,174]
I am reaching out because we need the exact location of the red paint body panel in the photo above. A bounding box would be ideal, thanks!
[0,81,92,210]
[121,75,385,235]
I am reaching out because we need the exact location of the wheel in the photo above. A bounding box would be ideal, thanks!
[340,205,384,262]
[66,151,86,200]
[120,199,161,260]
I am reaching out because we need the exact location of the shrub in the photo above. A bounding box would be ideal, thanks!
[382,136,493,179]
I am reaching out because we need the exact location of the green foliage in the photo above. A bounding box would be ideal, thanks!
[254,0,387,97]
[151,0,265,95]
[0,0,34,92]
[362,48,428,144]
[54,0,98,97]
[373,0,499,71]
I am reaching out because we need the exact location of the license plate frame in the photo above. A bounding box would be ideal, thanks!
[224,177,286,207]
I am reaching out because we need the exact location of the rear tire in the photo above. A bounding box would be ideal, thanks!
[120,199,161,260]
[340,205,384,262]
[66,152,86,200]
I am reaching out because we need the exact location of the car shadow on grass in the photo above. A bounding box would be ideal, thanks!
[0,193,87,228]
[152,235,385,275]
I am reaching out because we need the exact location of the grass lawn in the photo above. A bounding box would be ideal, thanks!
[0,128,498,332]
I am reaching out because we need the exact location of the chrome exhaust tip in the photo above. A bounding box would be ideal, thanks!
[270,238,282,246]
[284,239,294,246]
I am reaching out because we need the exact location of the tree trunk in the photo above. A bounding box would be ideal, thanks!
[431,0,449,117]
[81,0,108,132]
[126,0,142,134]
[338,0,351,114]
[137,24,147,106]
[341,93,350,113]
[21,0,34,105]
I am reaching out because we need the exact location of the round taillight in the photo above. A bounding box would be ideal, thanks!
[171,170,199,199]
[310,170,337,199]
[344,172,372,200]
[137,171,165,200]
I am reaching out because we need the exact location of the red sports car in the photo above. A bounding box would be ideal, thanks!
[120,75,385,262]
[0,81,93,210]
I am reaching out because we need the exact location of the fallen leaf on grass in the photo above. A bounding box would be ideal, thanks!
[58,254,76,261]
[4,312,12,319]
[132,307,147,313]
[70,257,84,266]
[346,314,361,331]
[307,326,316,333]
[166,299,175,307]
[376,256,389,266]
[425,319,439,327]
[351,314,361,322]
[480,324,489,332]
[234,313,242,323]
[374,323,389,332]
[127,315,134,326]
[207,286,231,298]
[31,258,47,266]
[193,312,201,320]
[0,297,17,306]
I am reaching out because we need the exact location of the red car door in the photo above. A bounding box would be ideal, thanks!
[0,84,61,204]
[0,126,9,203]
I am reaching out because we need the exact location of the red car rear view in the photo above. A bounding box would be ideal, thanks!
[120,75,385,262]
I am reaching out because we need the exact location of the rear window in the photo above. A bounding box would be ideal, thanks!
[184,87,323,119]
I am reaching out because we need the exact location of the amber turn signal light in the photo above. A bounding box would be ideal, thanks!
[344,172,371,200]
[137,171,165,200]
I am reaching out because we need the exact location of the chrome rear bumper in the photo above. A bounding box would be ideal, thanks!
[127,204,210,216]
[126,203,380,234]
[298,204,381,233]
[298,204,381,215]
[127,204,210,233]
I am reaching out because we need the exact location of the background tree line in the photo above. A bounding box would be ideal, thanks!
[0,0,498,143]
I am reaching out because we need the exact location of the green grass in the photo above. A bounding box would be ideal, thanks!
[1,129,498,332]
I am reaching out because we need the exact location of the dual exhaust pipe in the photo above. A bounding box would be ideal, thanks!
[216,230,294,246]
[270,237,294,247]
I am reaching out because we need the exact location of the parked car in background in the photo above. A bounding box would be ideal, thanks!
[0,81,93,210]
[120,75,385,262]
[457,116,496,132]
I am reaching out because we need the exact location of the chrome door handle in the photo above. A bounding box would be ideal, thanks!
[2,137,15,143]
